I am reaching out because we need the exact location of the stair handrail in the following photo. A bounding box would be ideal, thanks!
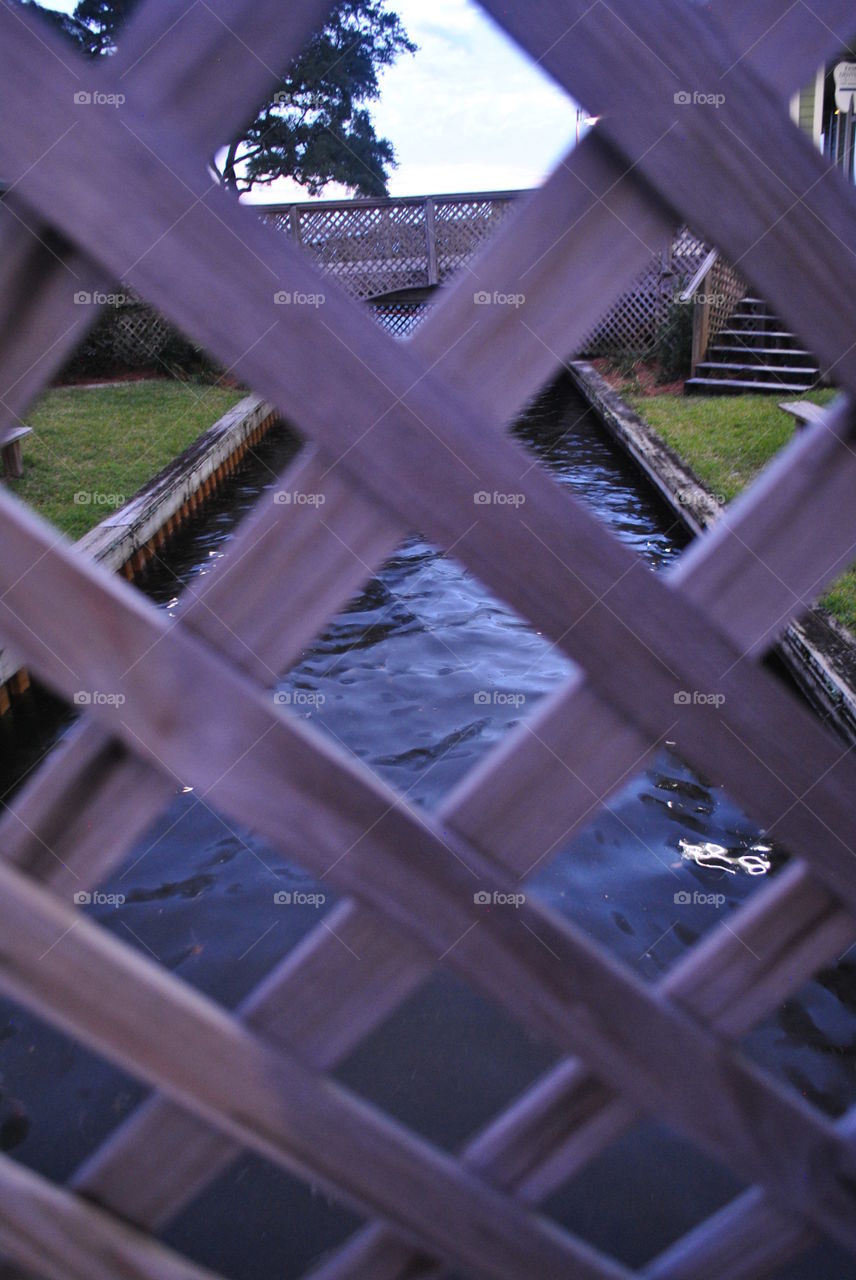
[681,249,718,377]
[680,249,747,380]
[678,248,718,305]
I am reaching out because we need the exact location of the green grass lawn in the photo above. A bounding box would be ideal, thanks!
[625,387,856,633]
[7,380,244,540]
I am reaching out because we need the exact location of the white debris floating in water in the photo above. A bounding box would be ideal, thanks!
[678,838,772,876]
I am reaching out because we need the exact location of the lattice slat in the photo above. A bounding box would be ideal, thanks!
[0,2,856,1279]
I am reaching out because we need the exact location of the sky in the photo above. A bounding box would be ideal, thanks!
[38,0,582,201]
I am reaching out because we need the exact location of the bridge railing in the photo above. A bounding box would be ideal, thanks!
[257,193,715,356]
[256,190,525,301]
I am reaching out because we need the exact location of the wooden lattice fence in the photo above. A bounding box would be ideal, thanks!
[580,226,710,355]
[0,3,856,1280]
[681,249,749,375]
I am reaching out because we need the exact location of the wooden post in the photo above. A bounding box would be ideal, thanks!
[690,294,711,378]
[424,198,439,288]
[288,206,301,245]
[1,426,32,478]
[2,438,24,478]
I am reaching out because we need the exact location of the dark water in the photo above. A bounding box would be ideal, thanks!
[0,380,853,1277]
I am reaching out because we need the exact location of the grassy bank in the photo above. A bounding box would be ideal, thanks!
[624,387,856,633]
[8,380,244,540]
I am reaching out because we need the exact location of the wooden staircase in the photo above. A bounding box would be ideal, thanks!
[685,295,821,394]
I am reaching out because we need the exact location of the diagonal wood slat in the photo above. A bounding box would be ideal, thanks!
[1,1,856,1278]
[4,450,854,1259]
[0,0,335,431]
[0,1153,229,1280]
[6,7,856,972]
[11,40,854,1249]
[6,478,856,1250]
[707,0,856,100]
[480,0,856,392]
[0,857,628,1280]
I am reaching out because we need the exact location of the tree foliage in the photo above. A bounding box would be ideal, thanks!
[18,0,414,196]
[217,1,415,196]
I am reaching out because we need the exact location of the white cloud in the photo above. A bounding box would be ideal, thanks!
[373,0,578,196]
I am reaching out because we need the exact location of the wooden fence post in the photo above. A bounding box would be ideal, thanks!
[424,197,439,288]
[288,206,301,245]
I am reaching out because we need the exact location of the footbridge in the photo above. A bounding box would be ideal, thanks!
[256,190,711,349]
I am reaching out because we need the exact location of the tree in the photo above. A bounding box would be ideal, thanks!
[9,0,91,47]
[19,0,415,197]
[214,1,415,197]
[70,0,135,57]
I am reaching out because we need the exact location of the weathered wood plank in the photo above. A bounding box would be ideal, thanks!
[7,6,856,948]
[0,203,104,437]
[111,0,335,153]
[413,134,675,424]
[643,1186,815,1280]
[72,899,433,1225]
[0,718,174,894]
[6,488,856,1250]
[0,857,629,1280]
[1,2,855,1275]
[478,0,856,394]
[672,394,856,655]
[707,0,856,100]
[0,1152,228,1280]
[8,5,856,952]
[0,0,334,432]
[0,24,849,1254]
[178,443,400,680]
[300,871,856,1280]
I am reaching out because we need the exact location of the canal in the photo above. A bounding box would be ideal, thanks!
[0,376,853,1277]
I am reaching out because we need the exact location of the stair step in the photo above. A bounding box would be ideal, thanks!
[718,329,799,342]
[685,377,818,395]
[695,362,819,378]
[732,302,776,312]
[728,313,786,325]
[708,345,816,360]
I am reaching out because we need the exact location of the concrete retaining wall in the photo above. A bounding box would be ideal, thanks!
[569,360,856,746]
[0,393,278,712]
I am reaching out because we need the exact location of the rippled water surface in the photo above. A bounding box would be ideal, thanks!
[1,379,853,1277]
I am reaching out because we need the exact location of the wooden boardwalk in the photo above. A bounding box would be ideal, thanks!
[0,2,856,1278]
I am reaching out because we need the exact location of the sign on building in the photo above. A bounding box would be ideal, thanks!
[833,62,856,113]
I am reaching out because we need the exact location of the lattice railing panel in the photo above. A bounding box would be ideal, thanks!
[1,2,856,1280]
[581,227,709,356]
[370,300,430,337]
[433,196,518,281]
[705,254,749,349]
[258,193,521,300]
